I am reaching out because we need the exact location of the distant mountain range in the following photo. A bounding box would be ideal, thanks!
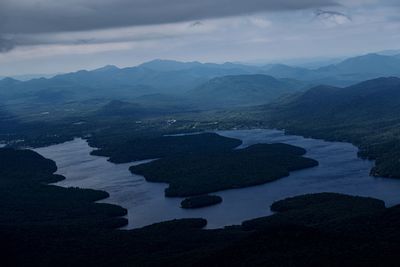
[0,73,59,81]
[2,52,400,113]
[0,59,260,105]
[2,52,400,91]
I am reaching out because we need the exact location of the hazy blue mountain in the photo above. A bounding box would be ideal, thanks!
[25,61,256,93]
[0,73,59,81]
[0,77,21,86]
[187,74,308,108]
[0,60,265,110]
[139,59,258,72]
[317,53,400,76]
[260,77,400,178]
[377,49,400,56]
[262,64,314,79]
[288,57,345,69]
[273,76,400,121]
[2,53,400,93]
[2,53,400,110]
[0,78,24,100]
[261,54,400,86]
[92,65,120,72]
[138,59,204,71]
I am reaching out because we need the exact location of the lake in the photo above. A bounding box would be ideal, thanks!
[34,129,400,229]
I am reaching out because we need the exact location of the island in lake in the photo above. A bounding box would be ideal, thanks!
[181,195,223,209]
[131,138,319,197]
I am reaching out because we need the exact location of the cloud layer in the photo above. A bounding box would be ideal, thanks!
[0,37,14,52]
[1,0,400,75]
[1,0,336,34]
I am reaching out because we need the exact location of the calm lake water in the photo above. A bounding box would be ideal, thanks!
[34,129,400,229]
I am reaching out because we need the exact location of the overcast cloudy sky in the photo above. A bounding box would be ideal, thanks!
[1,0,400,75]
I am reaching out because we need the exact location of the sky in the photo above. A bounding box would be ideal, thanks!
[1,0,400,76]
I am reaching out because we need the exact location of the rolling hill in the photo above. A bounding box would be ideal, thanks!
[188,74,308,108]
[318,53,400,76]
[258,77,400,178]
[273,77,400,122]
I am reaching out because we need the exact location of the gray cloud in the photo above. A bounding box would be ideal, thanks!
[190,21,204,28]
[315,9,352,21]
[0,36,15,52]
[2,0,399,57]
[0,0,337,35]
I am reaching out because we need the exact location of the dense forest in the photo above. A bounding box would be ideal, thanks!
[181,195,223,209]
[91,132,242,163]
[131,142,318,196]
[0,148,128,229]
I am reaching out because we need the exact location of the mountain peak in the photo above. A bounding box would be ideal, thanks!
[93,65,119,72]
[139,59,202,71]
[1,77,18,82]
[319,53,400,76]
[339,53,394,64]
[0,77,21,85]
[350,76,400,88]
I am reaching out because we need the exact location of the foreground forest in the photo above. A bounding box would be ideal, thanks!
[3,147,400,266]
